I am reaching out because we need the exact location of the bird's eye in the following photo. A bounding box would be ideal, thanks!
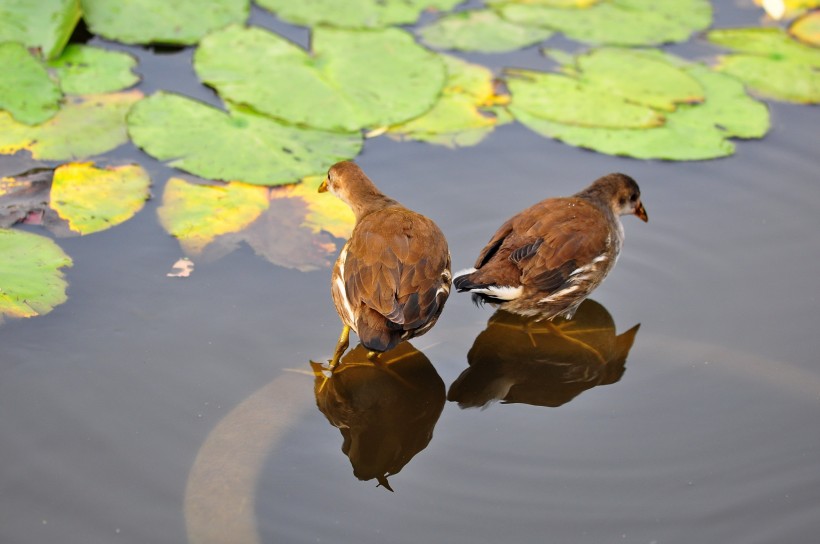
[630,193,638,202]
[619,197,626,206]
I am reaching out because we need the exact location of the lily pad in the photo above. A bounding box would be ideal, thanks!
[79,0,249,45]
[418,9,554,53]
[708,28,820,103]
[255,0,463,28]
[510,61,769,160]
[271,175,354,240]
[0,90,143,160]
[0,42,62,125]
[497,0,712,46]
[0,0,81,59]
[389,56,511,147]
[50,162,151,235]
[755,0,820,20]
[48,45,140,94]
[194,25,446,132]
[157,177,270,255]
[128,92,363,186]
[791,10,820,46]
[0,228,72,322]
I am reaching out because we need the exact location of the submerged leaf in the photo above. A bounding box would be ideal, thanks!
[271,175,354,240]
[80,0,249,45]
[255,0,463,28]
[50,162,151,235]
[790,10,820,46]
[418,9,553,53]
[389,56,510,147]
[0,90,143,160]
[195,25,446,132]
[127,92,363,185]
[498,0,712,46]
[48,45,140,94]
[0,42,62,125]
[157,177,270,255]
[0,0,81,59]
[0,228,72,322]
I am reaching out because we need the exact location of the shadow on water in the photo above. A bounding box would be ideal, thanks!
[449,300,639,409]
[311,342,446,492]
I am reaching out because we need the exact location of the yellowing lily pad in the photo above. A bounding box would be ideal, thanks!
[271,175,354,240]
[708,28,820,103]
[0,42,62,125]
[498,0,712,46]
[50,162,151,235]
[418,9,554,53]
[48,45,140,94]
[0,90,143,160]
[0,228,72,323]
[0,0,81,59]
[388,56,511,147]
[157,177,270,255]
[79,0,249,45]
[255,0,463,28]
[791,10,820,46]
[127,92,363,186]
[754,0,820,20]
[194,25,446,132]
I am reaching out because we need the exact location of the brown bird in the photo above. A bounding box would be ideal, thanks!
[319,161,451,370]
[453,173,647,319]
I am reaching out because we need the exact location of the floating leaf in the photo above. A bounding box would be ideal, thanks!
[127,92,363,185]
[791,10,820,46]
[510,61,769,160]
[418,9,554,53]
[0,0,81,59]
[497,0,712,46]
[0,42,62,125]
[167,257,194,278]
[255,0,463,28]
[48,45,140,94]
[194,25,446,132]
[157,177,270,255]
[754,0,820,20]
[79,0,249,45]
[389,56,511,147]
[0,228,72,322]
[50,162,151,235]
[507,70,664,129]
[271,175,354,240]
[708,28,820,103]
[0,90,143,160]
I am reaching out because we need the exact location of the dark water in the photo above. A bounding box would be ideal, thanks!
[2,4,820,544]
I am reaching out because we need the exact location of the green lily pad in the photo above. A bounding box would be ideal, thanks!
[0,90,143,160]
[497,0,712,46]
[157,177,270,255]
[0,0,81,59]
[127,92,364,185]
[507,69,663,129]
[255,0,463,28]
[48,45,140,94]
[389,56,511,147]
[571,48,705,111]
[0,228,72,322]
[418,9,554,53]
[708,28,820,103]
[510,61,769,160]
[791,10,820,46]
[79,0,249,45]
[0,42,62,125]
[50,162,151,235]
[194,25,446,132]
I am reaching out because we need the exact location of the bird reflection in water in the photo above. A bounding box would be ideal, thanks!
[310,342,445,491]
[448,300,640,409]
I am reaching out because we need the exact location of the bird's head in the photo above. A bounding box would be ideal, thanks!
[597,173,648,222]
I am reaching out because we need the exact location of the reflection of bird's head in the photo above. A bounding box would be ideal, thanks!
[318,161,394,220]
[577,173,648,222]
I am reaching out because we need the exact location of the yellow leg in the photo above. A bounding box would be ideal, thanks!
[327,325,351,372]
[541,321,607,365]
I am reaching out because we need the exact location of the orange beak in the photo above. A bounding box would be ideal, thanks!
[635,201,648,222]
[318,178,329,193]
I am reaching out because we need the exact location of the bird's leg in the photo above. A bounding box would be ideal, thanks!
[540,321,607,365]
[327,325,351,372]
[367,348,417,390]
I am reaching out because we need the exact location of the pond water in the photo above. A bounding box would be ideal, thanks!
[2,4,820,544]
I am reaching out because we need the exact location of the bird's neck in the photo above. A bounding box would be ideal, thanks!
[348,187,400,222]
[574,187,618,220]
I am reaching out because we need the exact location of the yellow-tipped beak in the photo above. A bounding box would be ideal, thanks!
[318,178,328,193]
[635,201,648,222]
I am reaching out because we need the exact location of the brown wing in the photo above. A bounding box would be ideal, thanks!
[343,208,450,350]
